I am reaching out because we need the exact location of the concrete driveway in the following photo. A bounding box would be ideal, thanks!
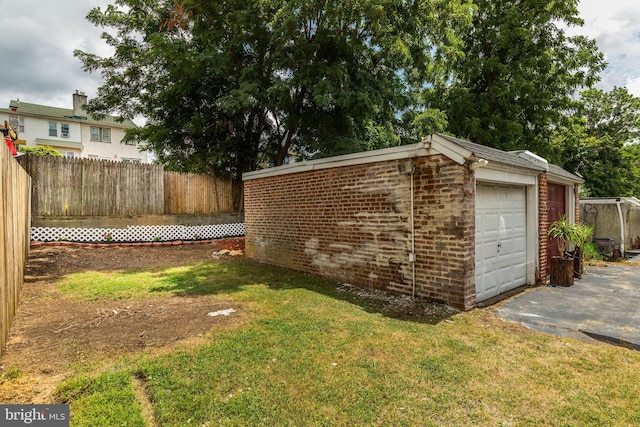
[493,263,640,349]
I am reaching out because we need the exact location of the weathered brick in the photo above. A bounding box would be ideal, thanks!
[245,156,476,310]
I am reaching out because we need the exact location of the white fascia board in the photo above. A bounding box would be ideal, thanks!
[243,143,432,180]
[547,173,583,185]
[428,133,471,165]
[476,167,538,186]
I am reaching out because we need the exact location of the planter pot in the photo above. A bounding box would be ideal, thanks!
[573,247,583,279]
[550,256,575,287]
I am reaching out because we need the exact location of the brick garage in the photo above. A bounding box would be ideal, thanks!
[244,133,582,310]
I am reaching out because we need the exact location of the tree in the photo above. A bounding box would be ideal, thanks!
[580,87,640,144]
[555,87,640,197]
[428,0,605,156]
[75,0,472,209]
[622,143,640,197]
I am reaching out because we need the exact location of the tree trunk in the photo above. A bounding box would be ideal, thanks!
[550,257,574,287]
[231,178,244,212]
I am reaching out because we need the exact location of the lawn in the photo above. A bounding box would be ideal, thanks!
[52,260,640,426]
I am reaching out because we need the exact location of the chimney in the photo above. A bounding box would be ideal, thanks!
[73,90,88,119]
[8,99,19,132]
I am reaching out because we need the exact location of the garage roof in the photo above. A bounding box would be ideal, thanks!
[548,164,584,183]
[436,134,582,183]
[244,133,577,181]
[434,134,547,171]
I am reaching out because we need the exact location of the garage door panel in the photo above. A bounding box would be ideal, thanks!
[498,237,526,258]
[475,184,528,302]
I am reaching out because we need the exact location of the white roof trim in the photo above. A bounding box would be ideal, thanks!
[243,142,432,180]
[428,134,471,165]
[580,197,640,207]
[476,168,537,186]
[242,133,553,181]
[547,173,582,185]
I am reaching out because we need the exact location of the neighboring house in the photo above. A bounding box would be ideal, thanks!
[0,91,148,163]
[581,197,640,257]
[243,133,582,310]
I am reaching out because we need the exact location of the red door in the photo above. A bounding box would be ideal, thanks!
[547,183,566,273]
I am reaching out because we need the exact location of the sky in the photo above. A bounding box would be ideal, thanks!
[0,0,639,112]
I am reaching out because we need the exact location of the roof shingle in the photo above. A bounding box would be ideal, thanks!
[9,100,136,128]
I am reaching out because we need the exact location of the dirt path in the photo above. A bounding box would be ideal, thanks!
[0,239,244,403]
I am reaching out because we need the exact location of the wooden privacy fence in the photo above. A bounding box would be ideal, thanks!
[18,155,235,216]
[19,155,164,216]
[165,171,233,214]
[1,146,31,356]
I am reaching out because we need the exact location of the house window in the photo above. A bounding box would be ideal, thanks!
[61,123,70,138]
[18,117,24,133]
[90,126,111,143]
[49,122,57,137]
[88,155,99,160]
[122,157,142,164]
[62,151,75,158]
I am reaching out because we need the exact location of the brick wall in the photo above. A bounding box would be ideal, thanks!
[574,185,580,223]
[537,173,548,282]
[244,155,476,310]
[412,156,476,309]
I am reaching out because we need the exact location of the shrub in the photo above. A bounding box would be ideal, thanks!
[582,242,603,261]
[19,145,62,156]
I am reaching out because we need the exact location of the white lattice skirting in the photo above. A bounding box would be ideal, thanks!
[32,223,245,243]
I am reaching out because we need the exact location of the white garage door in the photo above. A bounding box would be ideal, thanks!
[475,184,527,302]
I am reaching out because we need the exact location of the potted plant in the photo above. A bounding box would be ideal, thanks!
[570,223,594,279]
[548,216,594,286]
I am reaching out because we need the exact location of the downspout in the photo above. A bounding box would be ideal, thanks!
[410,170,416,299]
[397,159,417,298]
[616,198,625,257]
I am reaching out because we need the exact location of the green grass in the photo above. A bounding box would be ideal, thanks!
[58,372,145,426]
[56,260,640,426]
[57,261,293,300]
[0,367,23,382]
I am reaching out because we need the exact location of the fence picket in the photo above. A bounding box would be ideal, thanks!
[1,145,31,356]
[17,156,234,216]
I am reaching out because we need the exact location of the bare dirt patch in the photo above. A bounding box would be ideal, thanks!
[0,239,245,403]
[336,283,459,319]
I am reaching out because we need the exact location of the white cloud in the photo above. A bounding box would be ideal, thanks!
[627,77,640,97]
[0,0,111,108]
[574,0,640,96]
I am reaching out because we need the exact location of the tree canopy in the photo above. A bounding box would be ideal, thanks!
[77,0,640,200]
[428,0,605,157]
[553,87,640,197]
[76,0,473,208]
